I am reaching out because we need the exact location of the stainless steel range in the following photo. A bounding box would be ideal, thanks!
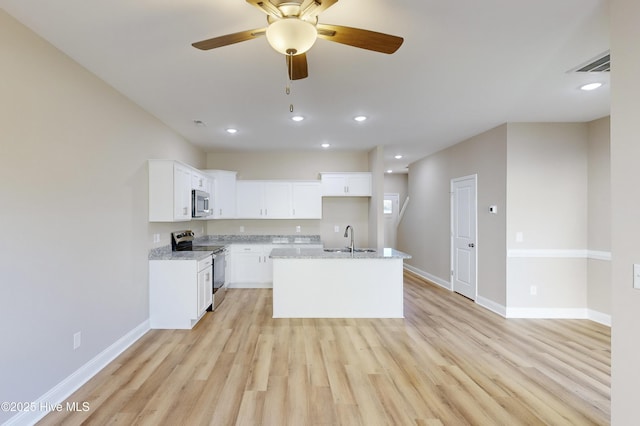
[171,230,227,310]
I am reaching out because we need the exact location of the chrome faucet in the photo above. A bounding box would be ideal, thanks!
[344,225,354,252]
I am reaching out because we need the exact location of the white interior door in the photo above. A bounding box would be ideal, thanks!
[451,175,477,300]
[384,193,399,248]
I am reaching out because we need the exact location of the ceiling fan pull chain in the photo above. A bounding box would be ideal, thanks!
[287,50,295,112]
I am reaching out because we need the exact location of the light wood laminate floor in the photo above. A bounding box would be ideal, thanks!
[39,271,610,425]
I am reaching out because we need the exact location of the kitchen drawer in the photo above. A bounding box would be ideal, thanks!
[198,256,213,270]
[230,245,263,254]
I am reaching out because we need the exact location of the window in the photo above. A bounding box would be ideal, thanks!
[383,199,393,215]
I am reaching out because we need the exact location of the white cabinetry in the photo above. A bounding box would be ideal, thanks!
[203,170,237,219]
[292,182,322,218]
[236,180,322,219]
[321,172,372,197]
[149,160,193,222]
[227,243,323,288]
[236,181,292,219]
[228,245,274,287]
[191,171,210,192]
[149,256,213,329]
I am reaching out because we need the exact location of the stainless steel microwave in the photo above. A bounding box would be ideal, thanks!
[192,190,211,218]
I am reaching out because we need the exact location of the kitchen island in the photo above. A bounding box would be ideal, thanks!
[270,247,411,318]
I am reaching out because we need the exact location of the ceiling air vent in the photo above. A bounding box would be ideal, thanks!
[570,51,610,73]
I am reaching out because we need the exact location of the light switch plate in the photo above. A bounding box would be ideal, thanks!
[634,264,640,289]
[516,232,524,242]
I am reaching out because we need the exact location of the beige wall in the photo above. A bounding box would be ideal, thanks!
[506,123,589,250]
[368,146,385,249]
[587,117,611,316]
[610,0,640,421]
[505,123,589,310]
[204,150,371,248]
[384,173,409,207]
[0,10,205,419]
[399,124,508,305]
[403,120,610,316]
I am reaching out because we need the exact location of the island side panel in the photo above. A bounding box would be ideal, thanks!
[272,258,404,318]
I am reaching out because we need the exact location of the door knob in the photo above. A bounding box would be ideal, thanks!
[468,243,475,248]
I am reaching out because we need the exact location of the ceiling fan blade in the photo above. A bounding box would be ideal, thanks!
[286,53,309,80]
[192,28,266,50]
[246,0,283,18]
[300,0,339,20]
[316,24,403,54]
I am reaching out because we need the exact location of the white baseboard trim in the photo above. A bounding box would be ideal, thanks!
[588,309,612,326]
[227,282,273,289]
[476,296,507,317]
[507,249,611,261]
[402,266,612,327]
[403,264,451,290]
[4,320,150,426]
[506,307,589,319]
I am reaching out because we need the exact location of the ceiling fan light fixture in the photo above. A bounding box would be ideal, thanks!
[266,18,317,55]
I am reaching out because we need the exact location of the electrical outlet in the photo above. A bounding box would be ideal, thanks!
[296,226,301,233]
[240,226,245,233]
[530,285,537,296]
[153,233,160,243]
[334,225,340,233]
[73,332,81,350]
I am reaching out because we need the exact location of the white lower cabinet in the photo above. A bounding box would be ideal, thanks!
[227,243,322,288]
[149,256,212,329]
[228,245,274,288]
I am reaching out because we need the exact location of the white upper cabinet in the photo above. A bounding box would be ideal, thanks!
[203,170,237,219]
[292,182,322,218]
[236,180,322,219]
[191,171,209,192]
[236,181,292,219]
[148,160,192,222]
[320,172,372,197]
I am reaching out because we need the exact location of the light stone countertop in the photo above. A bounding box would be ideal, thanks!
[269,247,411,260]
[148,250,214,261]
[149,234,322,260]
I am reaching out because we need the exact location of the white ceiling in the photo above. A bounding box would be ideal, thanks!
[1,0,610,172]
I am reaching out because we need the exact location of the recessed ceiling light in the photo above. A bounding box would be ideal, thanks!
[226,128,238,134]
[386,169,393,173]
[321,143,331,148]
[291,115,304,122]
[354,115,368,122]
[394,155,403,159]
[580,82,603,91]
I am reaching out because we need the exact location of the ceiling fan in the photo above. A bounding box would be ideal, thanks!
[192,0,404,80]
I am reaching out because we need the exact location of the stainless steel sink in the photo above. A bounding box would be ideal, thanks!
[323,248,376,253]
